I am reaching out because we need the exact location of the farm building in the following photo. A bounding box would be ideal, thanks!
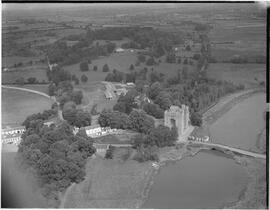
[104,90,113,100]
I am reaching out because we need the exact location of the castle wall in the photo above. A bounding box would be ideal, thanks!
[164,105,190,137]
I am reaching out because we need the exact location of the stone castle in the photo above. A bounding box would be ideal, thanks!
[164,105,190,137]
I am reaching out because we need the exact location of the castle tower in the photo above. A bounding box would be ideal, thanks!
[164,105,190,137]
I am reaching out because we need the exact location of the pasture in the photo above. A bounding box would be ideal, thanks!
[2,66,48,84]
[207,63,266,88]
[209,19,265,61]
[2,88,53,125]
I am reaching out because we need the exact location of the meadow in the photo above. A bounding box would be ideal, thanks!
[2,88,53,125]
[2,66,48,84]
[209,19,265,61]
[207,63,266,88]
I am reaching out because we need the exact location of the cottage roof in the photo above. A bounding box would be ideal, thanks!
[2,126,25,132]
[2,132,22,139]
[83,124,101,130]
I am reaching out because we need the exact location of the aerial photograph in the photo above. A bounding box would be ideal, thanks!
[1,2,267,209]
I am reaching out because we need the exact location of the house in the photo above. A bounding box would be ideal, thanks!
[82,125,118,138]
[104,90,113,100]
[116,88,128,96]
[84,125,102,137]
[93,143,110,157]
[115,47,125,53]
[126,82,135,87]
[2,126,26,145]
[134,94,151,107]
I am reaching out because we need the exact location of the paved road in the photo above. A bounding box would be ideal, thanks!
[2,85,52,99]
[192,142,266,159]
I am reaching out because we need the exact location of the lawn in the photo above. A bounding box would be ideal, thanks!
[2,88,53,125]
[63,51,138,83]
[207,63,266,88]
[2,66,48,84]
[62,157,154,208]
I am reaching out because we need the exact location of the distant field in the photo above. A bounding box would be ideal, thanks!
[2,88,53,125]
[2,56,44,68]
[2,66,48,84]
[209,19,266,61]
[207,63,266,88]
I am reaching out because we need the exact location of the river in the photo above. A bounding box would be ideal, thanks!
[142,93,266,209]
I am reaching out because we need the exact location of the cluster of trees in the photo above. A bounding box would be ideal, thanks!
[22,108,58,129]
[17,120,96,203]
[113,89,139,114]
[47,39,116,66]
[98,109,155,135]
[105,69,124,82]
[48,76,83,108]
[142,103,164,119]
[105,145,115,159]
[132,125,178,162]
[47,26,183,67]
[62,101,92,128]
[12,77,47,86]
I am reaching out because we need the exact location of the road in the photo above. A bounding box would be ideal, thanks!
[2,85,63,121]
[191,142,266,159]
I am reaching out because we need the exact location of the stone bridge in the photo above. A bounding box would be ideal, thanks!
[191,141,266,159]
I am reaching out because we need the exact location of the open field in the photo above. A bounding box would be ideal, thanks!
[2,66,48,84]
[62,157,153,208]
[2,56,44,68]
[18,84,49,94]
[207,63,266,88]
[2,88,53,125]
[209,20,265,61]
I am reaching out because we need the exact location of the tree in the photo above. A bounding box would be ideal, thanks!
[93,65,98,71]
[148,82,162,100]
[154,91,172,110]
[190,112,202,126]
[147,125,177,147]
[185,45,191,51]
[80,62,89,72]
[74,110,92,128]
[81,74,88,83]
[138,54,146,63]
[128,110,155,134]
[48,83,57,96]
[16,77,25,86]
[71,90,83,105]
[27,77,37,84]
[105,145,115,159]
[143,103,164,119]
[146,57,155,66]
[129,64,134,71]
[102,64,110,72]
[183,58,188,65]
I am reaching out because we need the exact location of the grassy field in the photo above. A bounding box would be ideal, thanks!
[19,84,49,94]
[209,19,265,61]
[2,88,53,125]
[2,66,48,84]
[207,63,266,88]
[62,157,153,208]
